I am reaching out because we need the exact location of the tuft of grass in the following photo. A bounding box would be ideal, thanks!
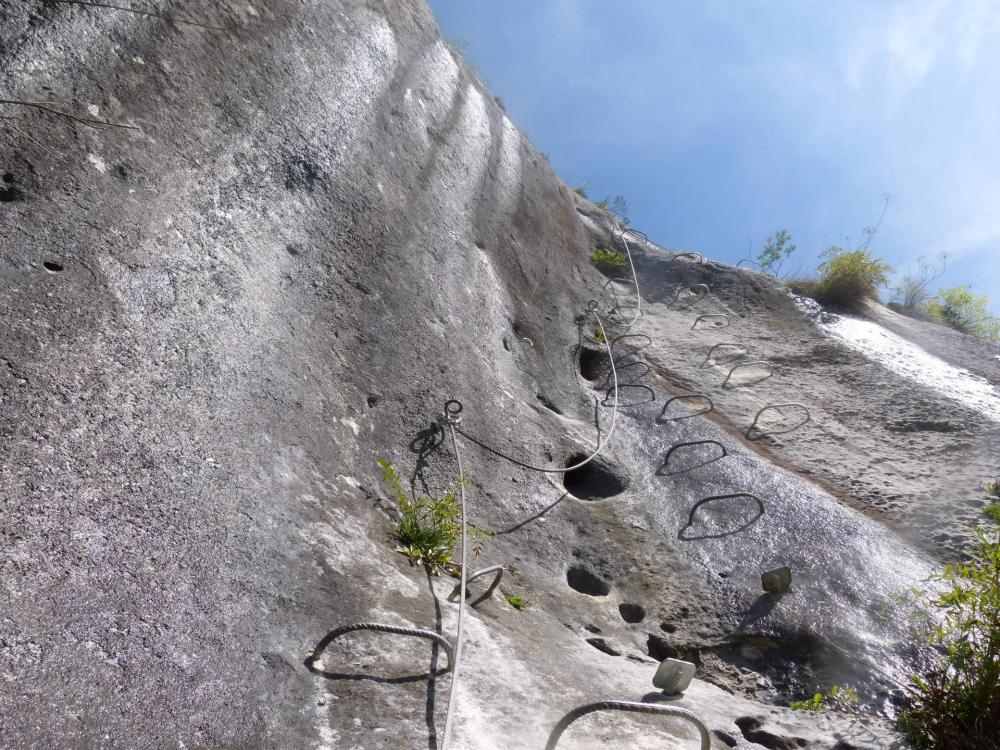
[985,480,1000,499]
[789,685,859,712]
[572,185,588,198]
[378,459,493,574]
[593,328,609,344]
[591,247,626,273]
[505,594,527,612]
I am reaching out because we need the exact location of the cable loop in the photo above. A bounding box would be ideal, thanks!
[441,399,464,425]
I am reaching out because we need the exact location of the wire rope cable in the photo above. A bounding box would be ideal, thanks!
[440,399,468,750]
[454,302,619,474]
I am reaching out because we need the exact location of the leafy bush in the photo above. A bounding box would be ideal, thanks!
[925,286,1000,343]
[789,684,859,712]
[802,247,892,308]
[378,459,493,573]
[986,480,1000,499]
[892,255,947,314]
[591,248,626,273]
[898,507,1000,749]
[756,229,797,275]
[572,185,588,198]
[379,459,461,572]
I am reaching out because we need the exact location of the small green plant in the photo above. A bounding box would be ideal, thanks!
[756,229,796,276]
[925,286,1000,343]
[378,459,492,574]
[505,594,527,612]
[593,328,609,344]
[898,505,1000,749]
[572,185,589,198]
[803,247,892,309]
[789,684,859,712]
[591,247,626,273]
[985,480,1000,499]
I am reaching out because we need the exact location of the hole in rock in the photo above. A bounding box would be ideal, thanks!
[618,603,646,623]
[562,454,627,500]
[586,637,621,656]
[646,634,679,662]
[43,260,64,273]
[0,172,24,202]
[566,564,610,596]
[712,729,738,748]
[578,347,608,381]
[660,622,677,634]
[735,717,808,750]
[584,623,602,634]
[286,244,301,256]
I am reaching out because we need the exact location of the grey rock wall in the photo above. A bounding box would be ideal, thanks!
[5,1,987,748]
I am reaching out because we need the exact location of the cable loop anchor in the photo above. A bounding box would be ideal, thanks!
[441,399,464,425]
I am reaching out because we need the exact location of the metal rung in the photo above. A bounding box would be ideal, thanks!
[307,622,453,673]
[545,700,710,750]
[621,228,648,244]
[664,440,727,469]
[721,360,774,388]
[609,333,652,354]
[691,313,730,330]
[669,252,705,264]
[448,565,505,606]
[667,283,710,308]
[747,403,811,438]
[680,493,765,541]
[602,383,655,407]
[658,393,714,421]
[703,342,748,367]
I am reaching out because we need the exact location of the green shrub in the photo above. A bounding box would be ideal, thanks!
[572,185,588,198]
[378,459,493,574]
[806,247,892,308]
[985,480,1000,499]
[789,684,859,712]
[757,229,797,275]
[898,507,1000,749]
[925,286,1000,343]
[591,248,626,273]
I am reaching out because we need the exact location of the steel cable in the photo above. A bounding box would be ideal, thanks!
[440,400,468,750]
[454,302,619,474]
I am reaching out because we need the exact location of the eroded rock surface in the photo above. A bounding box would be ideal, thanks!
[3,1,995,748]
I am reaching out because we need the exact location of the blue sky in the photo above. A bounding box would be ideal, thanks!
[428,0,1000,312]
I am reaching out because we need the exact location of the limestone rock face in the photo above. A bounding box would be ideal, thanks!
[6,1,996,748]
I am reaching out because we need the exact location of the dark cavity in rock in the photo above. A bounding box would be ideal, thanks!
[585,637,621,656]
[562,454,627,500]
[566,564,610,596]
[578,347,608,381]
[618,602,646,623]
